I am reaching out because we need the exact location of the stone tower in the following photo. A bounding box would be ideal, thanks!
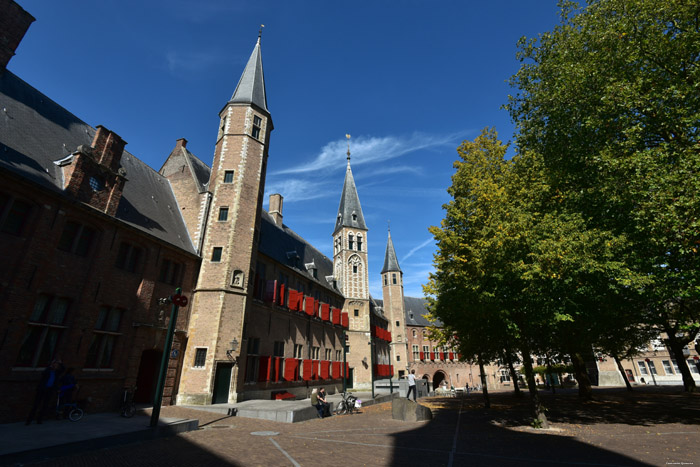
[381,228,408,378]
[332,147,372,388]
[177,36,272,405]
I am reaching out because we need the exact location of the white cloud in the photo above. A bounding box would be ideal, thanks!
[401,237,435,263]
[271,131,467,176]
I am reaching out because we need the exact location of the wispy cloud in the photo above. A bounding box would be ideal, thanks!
[271,131,467,176]
[264,179,333,203]
[401,237,435,263]
[165,49,226,73]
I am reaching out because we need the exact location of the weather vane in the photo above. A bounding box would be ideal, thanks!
[258,24,265,40]
[346,134,351,162]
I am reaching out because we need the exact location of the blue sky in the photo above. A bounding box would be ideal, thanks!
[11,0,561,298]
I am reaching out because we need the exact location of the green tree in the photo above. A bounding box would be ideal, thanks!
[507,0,700,391]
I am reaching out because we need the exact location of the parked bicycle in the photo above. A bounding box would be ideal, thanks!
[56,398,84,421]
[120,386,137,418]
[334,391,359,415]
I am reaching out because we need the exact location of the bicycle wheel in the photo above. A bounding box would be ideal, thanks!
[68,408,84,422]
[335,401,347,415]
[121,403,136,418]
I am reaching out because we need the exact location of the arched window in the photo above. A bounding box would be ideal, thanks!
[412,329,416,338]
[348,234,354,250]
[357,234,363,251]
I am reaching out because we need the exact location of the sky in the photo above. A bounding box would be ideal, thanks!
[10,0,562,299]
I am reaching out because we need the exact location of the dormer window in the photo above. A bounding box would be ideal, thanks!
[89,176,105,192]
[252,116,262,139]
[352,212,357,222]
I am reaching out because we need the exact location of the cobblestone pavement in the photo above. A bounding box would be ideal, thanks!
[19,387,700,467]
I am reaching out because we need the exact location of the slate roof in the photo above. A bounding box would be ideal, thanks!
[381,229,402,274]
[0,70,197,255]
[230,38,268,113]
[334,160,367,234]
[159,143,210,194]
[375,296,442,327]
[258,210,339,294]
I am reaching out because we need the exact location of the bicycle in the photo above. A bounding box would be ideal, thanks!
[120,386,137,418]
[56,391,84,422]
[334,391,359,415]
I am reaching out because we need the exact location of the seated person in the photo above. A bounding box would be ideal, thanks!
[310,388,323,418]
[317,387,330,418]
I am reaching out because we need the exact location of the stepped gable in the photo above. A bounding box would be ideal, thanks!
[0,70,196,254]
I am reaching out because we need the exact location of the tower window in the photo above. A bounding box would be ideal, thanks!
[211,247,223,262]
[193,348,207,367]
[392,273,397,285]
[218,207,229,221]
[354,309,359,317]
[224,170,234,183]
[357,235,362,251]
[384,275,387,285]
[396,321,400,326]
[353,264,357,273]
[348,234,354,250]
[252,116,262,139]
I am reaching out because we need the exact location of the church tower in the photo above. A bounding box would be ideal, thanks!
[332,138,372,388]
[177,35,272,405]
[381,228,408,378]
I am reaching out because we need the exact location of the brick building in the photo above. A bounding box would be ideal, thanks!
[0,0,199,422]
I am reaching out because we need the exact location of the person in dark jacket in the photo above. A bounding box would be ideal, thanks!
[26,358,64,425]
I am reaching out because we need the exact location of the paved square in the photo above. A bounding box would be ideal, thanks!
[26,388,700,466]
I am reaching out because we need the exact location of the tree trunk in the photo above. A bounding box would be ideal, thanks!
[612,354,633,392]
[477,354,490,409]
[520,345,549,429]
[665,332,697,393]
[504,350,522,397]
[571,352,593,400]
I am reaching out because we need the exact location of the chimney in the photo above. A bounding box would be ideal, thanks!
[269,193,283,227]
[92,125,126,173]
[175,138,188,149]
[0,0,35,71]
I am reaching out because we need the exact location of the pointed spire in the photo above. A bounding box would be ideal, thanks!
[230,32,268,112]
[334,135,366,234]
[382,226,402,274]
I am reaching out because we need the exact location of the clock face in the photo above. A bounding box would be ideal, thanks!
[89,176,105,192]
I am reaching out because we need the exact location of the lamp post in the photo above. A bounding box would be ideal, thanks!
[369,338,375,399]
[150,288,187,428]
[645,358,658,386]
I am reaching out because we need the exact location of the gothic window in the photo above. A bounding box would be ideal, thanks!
[357,234,363,251]
[252,115,262,139]
[348,234,354,250]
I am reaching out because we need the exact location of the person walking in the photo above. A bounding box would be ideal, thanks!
[406,369,417,401]
[26,358,64,425]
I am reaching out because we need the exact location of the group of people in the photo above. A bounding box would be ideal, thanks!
[310,387,331,418]
[26,358,78,425]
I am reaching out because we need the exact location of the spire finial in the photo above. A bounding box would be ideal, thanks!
[346,134,351,163]
[388,220,391,233]
[258,24,265,42]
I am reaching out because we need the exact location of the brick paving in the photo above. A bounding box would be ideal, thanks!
[15,387,700,467]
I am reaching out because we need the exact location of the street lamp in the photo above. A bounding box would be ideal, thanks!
[150,288,187,428]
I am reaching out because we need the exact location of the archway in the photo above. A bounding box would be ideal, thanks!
[433,370,448,390]
[421,374,431,391]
